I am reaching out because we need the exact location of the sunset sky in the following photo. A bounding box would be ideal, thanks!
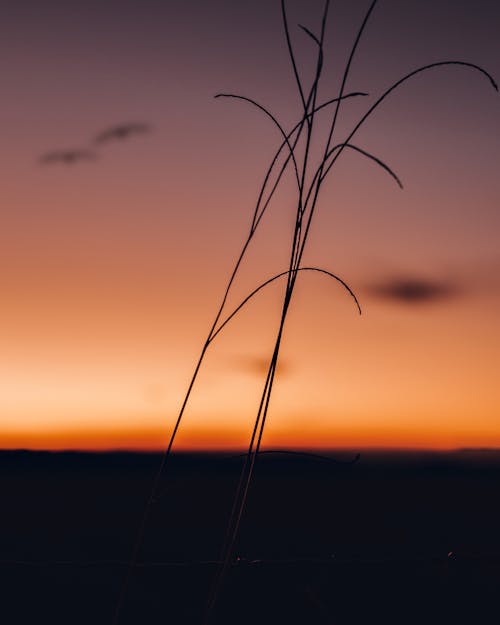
[2,0,499,450]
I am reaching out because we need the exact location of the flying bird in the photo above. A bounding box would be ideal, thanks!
[39,150,97,165]
[94,122,151,144]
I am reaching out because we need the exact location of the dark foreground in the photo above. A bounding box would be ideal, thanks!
[1,449,500,624]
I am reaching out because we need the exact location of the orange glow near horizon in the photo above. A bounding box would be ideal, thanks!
[4,417,500,453]
[2,189,500,451]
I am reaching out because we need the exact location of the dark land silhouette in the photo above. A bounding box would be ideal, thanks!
[2,449,500,624]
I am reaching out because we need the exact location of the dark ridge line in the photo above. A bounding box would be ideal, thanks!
[229,449,361,464]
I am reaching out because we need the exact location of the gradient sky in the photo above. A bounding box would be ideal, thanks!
[2,0,500,450]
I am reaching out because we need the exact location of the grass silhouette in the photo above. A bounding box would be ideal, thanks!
[112,1,497,623]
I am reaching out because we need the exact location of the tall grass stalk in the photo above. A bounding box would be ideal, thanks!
[113,1,497,623]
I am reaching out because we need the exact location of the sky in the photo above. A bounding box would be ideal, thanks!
[1,0,500,451]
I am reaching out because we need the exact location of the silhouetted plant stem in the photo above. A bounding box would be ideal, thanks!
[202,1,497,622]
[323,0,379,161]
[281,0,308,119]
[113,0,498,622]
[112,65,366,625]
[204,4,333,620]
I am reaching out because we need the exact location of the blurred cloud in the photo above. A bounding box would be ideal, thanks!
[94,122,151,145]
[37,121,152,166]
[368,277,460,304]
[39,149,97,165]
[228,355,291,378]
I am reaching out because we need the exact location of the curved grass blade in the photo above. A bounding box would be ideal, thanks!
[209,266,361,344]
[327,143,403,188]
[298,24,321,47]
[215,93,302,191]
[321,60,498,183]
[213,92,367,235]
[300,141,403,230]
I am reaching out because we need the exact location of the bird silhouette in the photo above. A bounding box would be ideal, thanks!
[94,122,151,144]
[39,150,97,165]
